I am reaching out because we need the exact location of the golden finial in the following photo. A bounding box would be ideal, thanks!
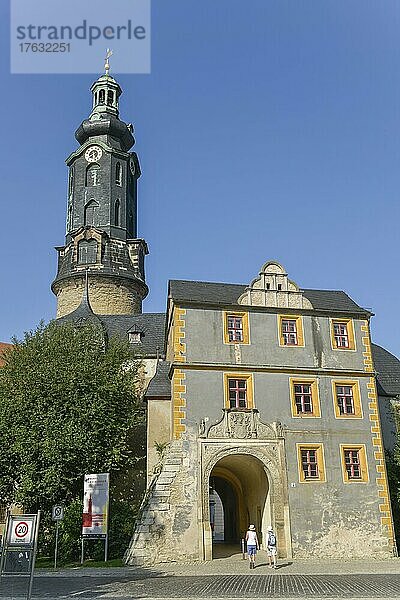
[104,48,113,75]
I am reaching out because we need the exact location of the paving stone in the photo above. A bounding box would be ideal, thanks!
[2,572,400,599]
[127,573,400,598]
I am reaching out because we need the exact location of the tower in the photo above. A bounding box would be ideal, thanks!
[52,65,148,318]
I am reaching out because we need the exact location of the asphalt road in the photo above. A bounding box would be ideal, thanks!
[1,572,400,599]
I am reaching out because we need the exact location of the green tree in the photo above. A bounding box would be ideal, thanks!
[385,451,400,546]
[0,320,145,515]
[386,404,400,549]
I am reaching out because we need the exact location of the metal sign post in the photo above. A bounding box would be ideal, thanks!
[54,522,59,569]
[0,512,41,600]
[52,505,64,569]
[27,513,40,600]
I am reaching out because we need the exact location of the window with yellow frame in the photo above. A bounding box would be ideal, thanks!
[330,318,356,350]
[297,443,326,483]
[278,315,304,347]
[223,311,250,344]
[223,373,254,409]
[290,378,320,418]
[331,380,362,418]
[340,444,369,483]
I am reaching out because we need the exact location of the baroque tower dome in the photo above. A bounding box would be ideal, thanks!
[51,66,148,318]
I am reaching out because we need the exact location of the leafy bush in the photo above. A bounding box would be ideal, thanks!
[0,320,146,563]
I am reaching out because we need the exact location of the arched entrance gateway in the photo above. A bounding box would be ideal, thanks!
[200,414,292,561]
[210,454,269,548]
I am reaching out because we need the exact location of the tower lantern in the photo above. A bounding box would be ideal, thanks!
[90,74,121,119]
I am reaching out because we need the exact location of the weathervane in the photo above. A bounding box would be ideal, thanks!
[104,48,113,75]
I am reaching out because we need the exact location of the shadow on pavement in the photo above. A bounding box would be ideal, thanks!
[0,565,168,599]
[212,543,243,559]
[255,561,293,569]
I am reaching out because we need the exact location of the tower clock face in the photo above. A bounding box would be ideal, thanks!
[129,158,135,175]
[85,146,103,163]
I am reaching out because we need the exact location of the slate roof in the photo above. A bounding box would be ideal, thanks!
[372,343,400,397]
[168,280,369,315]
[100,313,166,356]
[169,281,246,305]
[57,283,166,357]
[57,287,105,330]
[145,361,171,398]
[60,308,165,357]
[302,289,367,314]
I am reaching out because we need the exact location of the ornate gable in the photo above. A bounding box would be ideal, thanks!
[238,260,313,309]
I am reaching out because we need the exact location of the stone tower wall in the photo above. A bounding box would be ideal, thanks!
[55,276,142,318]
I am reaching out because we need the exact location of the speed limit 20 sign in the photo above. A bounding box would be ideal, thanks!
[8,517,35,546]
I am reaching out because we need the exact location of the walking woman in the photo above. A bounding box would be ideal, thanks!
[245,524,259,569]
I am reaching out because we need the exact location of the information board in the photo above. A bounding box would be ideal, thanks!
[2,549,32,575]
[82,473,109,539]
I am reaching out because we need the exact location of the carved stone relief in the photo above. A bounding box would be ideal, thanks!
[206,409,283,440]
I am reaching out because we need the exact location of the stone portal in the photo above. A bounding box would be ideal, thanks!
[200,436,292,561]
[210,454,270,550]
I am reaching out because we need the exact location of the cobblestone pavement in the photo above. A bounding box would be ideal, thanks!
[1,571,400,599]
[0,553,399,599]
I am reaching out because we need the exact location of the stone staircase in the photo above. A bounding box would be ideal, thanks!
[124,440,184,565]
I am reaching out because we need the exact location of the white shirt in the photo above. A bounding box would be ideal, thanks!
[246,530,258,546]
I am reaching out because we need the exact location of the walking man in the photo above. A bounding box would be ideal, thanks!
[267,525,277,569]
[245,524,259,569]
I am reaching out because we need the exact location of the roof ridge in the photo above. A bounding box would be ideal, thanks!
[371,342,400,359]
[99,312,166,318]
[171,281,353,295]
[170,279,246,286]
[302,287,348,293]
[169,280,367,313]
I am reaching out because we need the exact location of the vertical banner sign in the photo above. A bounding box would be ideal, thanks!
[82,473,109,539]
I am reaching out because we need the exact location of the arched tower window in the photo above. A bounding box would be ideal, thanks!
[115,162,122,186]
[69,166,74,196]
[98,89,105,104]
[129,212,134,237]
[85,164,100,187]
[107,90,114,106]
[84,200,98,226]
[67,204,73,231]
[114,199,120,227]
[78,239,98,264]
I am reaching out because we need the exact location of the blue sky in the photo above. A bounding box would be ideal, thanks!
[1,1,400,357]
